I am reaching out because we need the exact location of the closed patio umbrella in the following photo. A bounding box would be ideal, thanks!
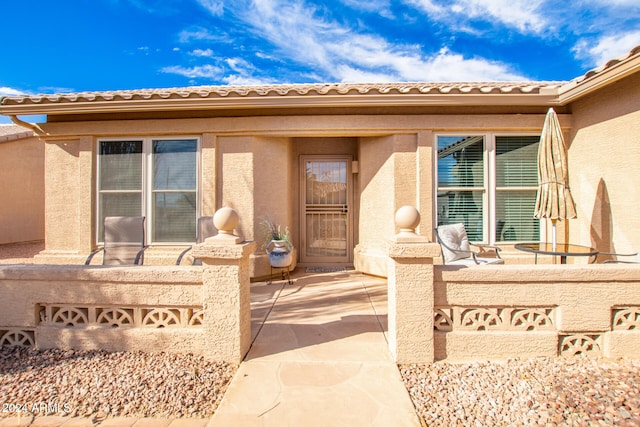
[534,108,577,249]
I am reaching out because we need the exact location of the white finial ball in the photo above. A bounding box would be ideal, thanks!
[395,206,421,230]
[213,207,239,233]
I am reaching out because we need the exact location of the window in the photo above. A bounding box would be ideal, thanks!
[436,134,539,243]
[98,138,199,243]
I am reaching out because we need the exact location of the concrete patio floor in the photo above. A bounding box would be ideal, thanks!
[208,269,420,426]
[0,269,421,427]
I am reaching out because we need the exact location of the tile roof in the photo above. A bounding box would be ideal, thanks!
[572,45,640,84]
[1,81,564,106]
[0,45,638,115]
[0,124,34,142]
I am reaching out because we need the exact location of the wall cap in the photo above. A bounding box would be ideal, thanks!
[388,242,441,259]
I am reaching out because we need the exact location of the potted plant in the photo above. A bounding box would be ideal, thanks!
[260,217,293,268]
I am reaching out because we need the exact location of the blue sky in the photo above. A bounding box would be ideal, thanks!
[1,0,639,124]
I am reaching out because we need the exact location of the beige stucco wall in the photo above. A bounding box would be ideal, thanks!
[33,113,558,274]
[0,265,203,353]
[217,135,294,277]
[0,134,44,244]
[3,261,639,362]
[568,73,640,256]
[433,264,640,361]
[0,240,254,363]
[35,137,95,263]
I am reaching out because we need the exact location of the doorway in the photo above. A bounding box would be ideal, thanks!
[300,155,353,264]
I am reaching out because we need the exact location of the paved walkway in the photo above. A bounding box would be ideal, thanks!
[208,270,420,426]
[0,270,421,427]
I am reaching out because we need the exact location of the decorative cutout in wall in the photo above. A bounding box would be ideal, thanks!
[434,307,555,332]
[434,309,453,332]
[96,308,135,327]
[461,308,502,330]
[511,308,554,331]
[39,305,203,328]
[141,308,181,328]
[188,309,204,326]
[612,307,640,330]
[0,329,35,347]
[559,333,602,356]
[51,307,89,327]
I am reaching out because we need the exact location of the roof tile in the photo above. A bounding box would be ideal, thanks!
[0,45,637,111]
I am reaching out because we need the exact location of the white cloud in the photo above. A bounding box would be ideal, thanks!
[196,0,224,16]
[573,30,640,67]
[463,0,546,33]
[0,87,24,97]
[179,27,223,43]
[335,65,395,83]
[219,0,526,82]
[225,57,255,73]
[190,48,215,57]
[222,74,278,86]
[405,0,546,33]
[421,48,526,81]
[161,64,223,78]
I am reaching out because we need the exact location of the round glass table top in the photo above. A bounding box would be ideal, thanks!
[514,243,598,257]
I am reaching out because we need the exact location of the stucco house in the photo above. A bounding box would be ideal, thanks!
[1,46,638,277]
[0,124,44,245]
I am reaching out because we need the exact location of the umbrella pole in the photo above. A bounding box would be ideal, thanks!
[551,219,558,252]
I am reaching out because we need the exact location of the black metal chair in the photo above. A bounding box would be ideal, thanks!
[176,216,216,265]
[599,251,639,264]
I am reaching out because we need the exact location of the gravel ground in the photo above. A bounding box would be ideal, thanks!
[3,243,640,425]
[0,241,43,264]
[0,347,236,421]
[401,356,640,426]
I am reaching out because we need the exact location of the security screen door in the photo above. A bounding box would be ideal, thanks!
[301,156,352,264]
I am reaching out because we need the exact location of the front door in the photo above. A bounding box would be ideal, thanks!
[300,155,352,264]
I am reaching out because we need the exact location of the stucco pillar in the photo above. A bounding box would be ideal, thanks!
[191,208,256,363]
[387,206,441,364]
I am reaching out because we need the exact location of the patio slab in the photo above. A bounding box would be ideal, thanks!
[208,271,420,427]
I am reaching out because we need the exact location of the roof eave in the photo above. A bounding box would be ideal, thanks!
[558,54,640,105]
[0,92,562,117]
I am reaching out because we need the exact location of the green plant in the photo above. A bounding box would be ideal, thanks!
[259,217,291,246]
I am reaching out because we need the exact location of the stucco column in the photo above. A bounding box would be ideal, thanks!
[191,208,256,363]
[387,206,441,364]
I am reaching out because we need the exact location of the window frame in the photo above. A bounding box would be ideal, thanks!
[96,136,201,245]
[434,132,543,244]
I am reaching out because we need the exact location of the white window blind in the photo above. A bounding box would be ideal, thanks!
[437,136,485,241]
[98,141,143,240]
[495,136,539,242]
[152,140,197,242]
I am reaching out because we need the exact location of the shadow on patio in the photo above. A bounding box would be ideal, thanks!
[248,270,389,362]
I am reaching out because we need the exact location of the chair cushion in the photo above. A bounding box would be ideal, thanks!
[446,257,504,266]
[438,223,471,263]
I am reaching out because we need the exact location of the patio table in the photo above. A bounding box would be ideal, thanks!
[515,243,599,264]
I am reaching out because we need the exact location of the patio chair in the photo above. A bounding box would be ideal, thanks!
[85,216,147,265]
[176,216,216,265]
[435,223,504,266]
[599,251,640,264]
